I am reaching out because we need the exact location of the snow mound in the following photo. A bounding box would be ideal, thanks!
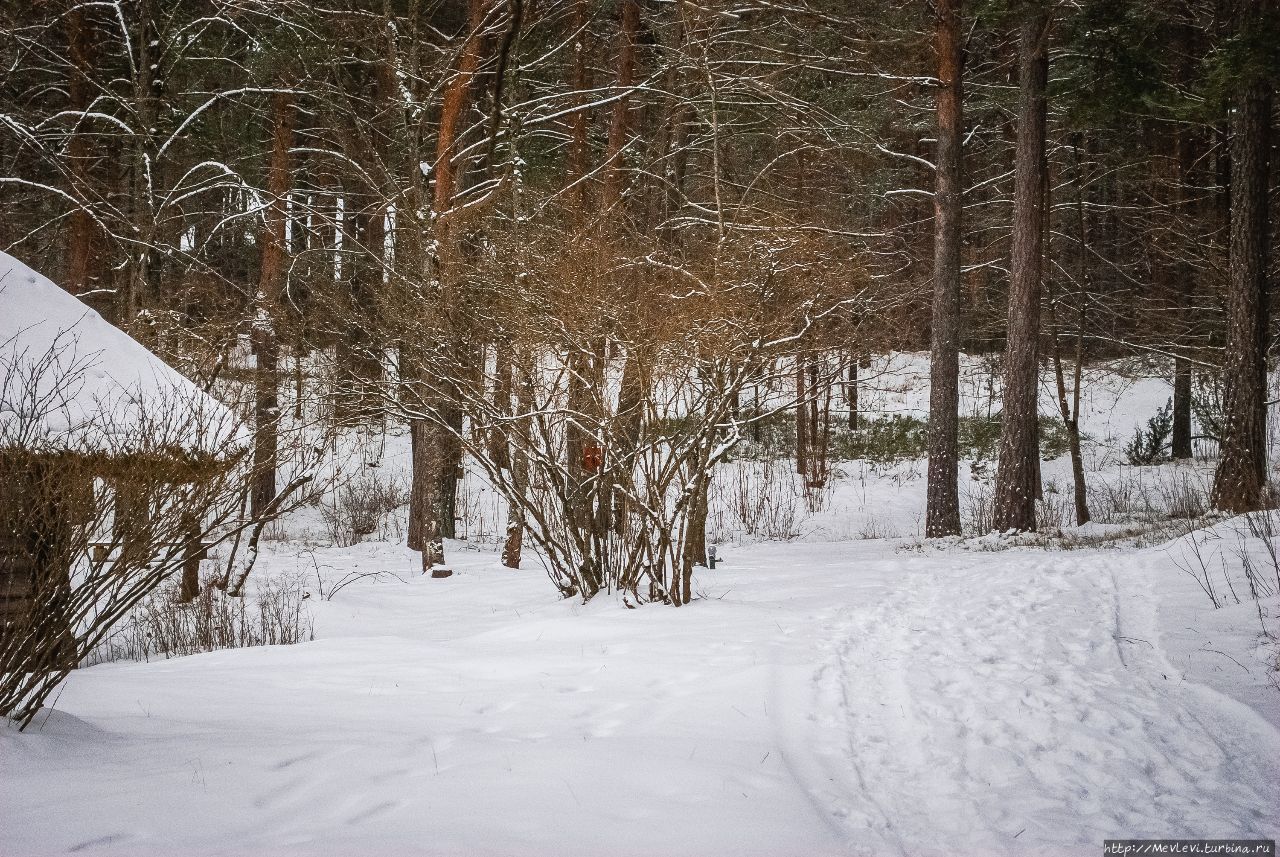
[0,251,242,459]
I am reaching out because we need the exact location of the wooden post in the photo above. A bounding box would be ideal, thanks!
[0,456,79,678]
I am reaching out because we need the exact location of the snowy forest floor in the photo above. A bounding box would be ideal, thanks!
[3,354,1279,855]
[3,534,1278,856]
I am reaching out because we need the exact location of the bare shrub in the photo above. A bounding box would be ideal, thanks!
[1242,510,1280,597]
[709,459,802,541]
[1157,471,1210,520]
[961,483,994,535]
[1168,521,1226,608]
[375,224,873,604]
[1036,478,1072,533]
[303,549,408,601]
[805,482,835,514]
[86,575,314,665]
[856,515,901,540]
[454,471,505,543]
[319,469,408,547]
[1091,471,1147,523]
[1092,467,1212,525]
[1162,513,1278,686]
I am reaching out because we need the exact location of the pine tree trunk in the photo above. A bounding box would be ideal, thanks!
[335,202,385,426]
[407,0,489,573]
[438,403,463,541]
[1047,250,1091,527]
[1212,12,1271,512]
[1162,129,1198,463]
[795,359,808,477]
[617,354,645,447]
[1064,136,1094,525]
[614,350,646,533]
[805,361,826,488]
[847,358,859,429]
[602,0,640,211]
[1170,44,1200,460]
[499,351,528,568]
[64,7,103,307]
[925,0,964,538]
[1172,359,1193,459]
[1070,300,1091,525]
[568,0,592,211]
[565,348,594,528]
[124,0,156,323]
[251,89,293,520]
[648,7,687,232]
[500,479,525,569]
[993,10,1050,533]
[251,324,280,519]
[179,520,202,604]
[489,345,513,470]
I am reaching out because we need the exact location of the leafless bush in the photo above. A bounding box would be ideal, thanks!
[708,460,802,541]
[1242,510,1280,597]
[1157,471,1210,520]
[1162,514,1278,683]
[1036,478,1073,533]
[85,575,313,664]
[1091,472,1148,523]
[304,549,407,602]
[961,483,994,535]
[454,472,505,543]
[856,515,901,540]
[380,225,871,605]
[804,475,836,514]
[1168,521,1227,608]
[319,469,408,547]
[1091,467,1212,525]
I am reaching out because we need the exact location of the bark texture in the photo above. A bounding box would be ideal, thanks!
[1212,8,1272,512]
[1172,360,1193,459]
[992,10,1050,533]
[925,0,964,538]
[124,0,156,323]
[64,7,104,307]
[251,89,293,520]
[602,0,639,210]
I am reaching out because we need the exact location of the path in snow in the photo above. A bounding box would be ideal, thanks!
[768,548,1280,856]
[2,540,1277,856]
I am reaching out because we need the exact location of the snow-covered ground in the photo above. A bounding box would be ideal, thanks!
[3,535,1276,856]
[3,354,1278,856]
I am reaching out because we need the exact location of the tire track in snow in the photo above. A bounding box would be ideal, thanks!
[789,552,1279,855]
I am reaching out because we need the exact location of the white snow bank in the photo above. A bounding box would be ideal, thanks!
[0,251,242,459]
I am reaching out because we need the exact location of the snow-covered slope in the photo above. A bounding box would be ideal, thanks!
[0,251,240,458]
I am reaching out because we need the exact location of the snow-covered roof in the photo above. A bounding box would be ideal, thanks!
[0,251,243,461]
